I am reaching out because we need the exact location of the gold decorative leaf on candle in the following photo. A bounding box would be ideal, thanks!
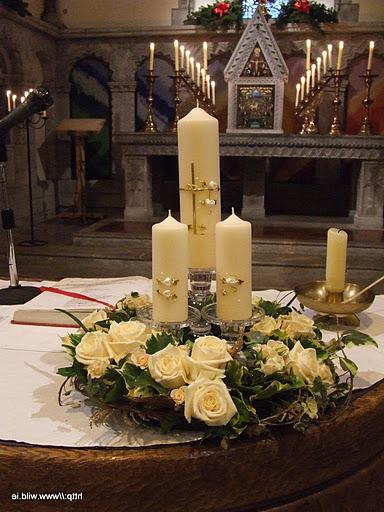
[156,275,179,301]
[221,274,245,296]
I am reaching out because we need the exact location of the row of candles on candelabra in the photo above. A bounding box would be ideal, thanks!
[4,88,48,117]
[294,39,375,107]
[148,40,216,105]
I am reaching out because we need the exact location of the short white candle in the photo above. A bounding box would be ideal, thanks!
[201,68,206,94]
[211,80,216,105]
[300,76,305,101]
[295,83,300,107]
[190,57,195,81]
[311,63,316,88]
[6,90,11,112]
[174,40,179,71]
[336,41,344,71]
[367,41,375,71]
[322,50,327,74]
[196,62,201,88]
[206,74,211,99]
[216,209,252,321]
[180,45,185,69]
[177,107,221,269]
[12,94,17,110]
[152,212,188,322]
[327,44,333,69]
[306,39,311,71]
[203,41,208,71]
[325,228,348,293]
[306,69,311,95]
[316,57,321,82]
[185,50,191,75]
[149,42,155,71]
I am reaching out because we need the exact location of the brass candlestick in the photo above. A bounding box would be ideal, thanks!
[171,69,182,132]
[179,72,215,116]
[144,70,158,133]
[329,70,345,136]
[359,70,377,135]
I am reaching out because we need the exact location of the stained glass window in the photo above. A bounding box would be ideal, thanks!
[242,0,286,19]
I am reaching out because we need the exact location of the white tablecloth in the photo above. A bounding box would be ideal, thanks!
[0,278,383,448]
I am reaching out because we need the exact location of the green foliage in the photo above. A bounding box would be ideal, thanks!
[275,0,338,31]
[339,356,358,377]
[57,359,87,383]
[117,363,168,397]
[340,330,378,348]
[258,298,293,318]
[184,0,244,32]
[56,309,88,332]
[146,332,175,354]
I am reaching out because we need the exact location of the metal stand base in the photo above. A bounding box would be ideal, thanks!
[19,240,47,247]
[0,285,41,305]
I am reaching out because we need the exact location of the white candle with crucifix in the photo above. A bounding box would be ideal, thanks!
[152,212,188,322]
[216,209,252,321]
[177,107,221,269]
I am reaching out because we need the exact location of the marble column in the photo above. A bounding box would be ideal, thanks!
[353,161,384,229]
[109,81,136,133]
[122,153,153,218]
[241,158,266,219]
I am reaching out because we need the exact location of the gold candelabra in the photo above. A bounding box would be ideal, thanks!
[359,70,377,135]
[179,71,215,116]
[171,70,183,132]
[144,70,158,133]
[329,70,345,136]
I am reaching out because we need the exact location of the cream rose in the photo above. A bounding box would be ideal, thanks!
[148,344,188,389]
[191,336,232,369]
[251,316,280,336]
[287,341,320,384]
[261,355,286,375]
[280,311,314,339]
[170,386,187,406]
[75,331,110,366]
[107,320,149,362]
[116,293,151,311]
[130,348,149,369]
[87,360,109,379]
[184,378,238,427]
[82,309,108,330]
[184,360,226,384]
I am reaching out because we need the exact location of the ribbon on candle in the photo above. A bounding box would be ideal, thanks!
[39,286,114,308]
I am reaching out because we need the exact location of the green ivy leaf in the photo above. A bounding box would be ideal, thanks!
[339,356,358,377]
[68,333,84,346]
[302,397,318,419]
[117,362,143,388]
[249,380,292,401]
[104,376,125,403]
[341,330,378,348]
[146,333,175,354]
[57,359,87,382]
[134,370,168,396]
[225,360,246,388]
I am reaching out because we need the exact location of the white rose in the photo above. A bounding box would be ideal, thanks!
[108,320,149,362]
[170,386,187,406]
[60,335,74,355]
[75,331,110,366]
[130,348,149,369]
[87,360,109,379]
[184,359,226,384]
[191,336,232,369]
[184,378,238,427]
[265,340,290,358]
[116,293,152,311]
[287,341,320,384]
[251,316,280,336]
[148,344,188,389]
[82,309,108,330]
[280,311,314,339]
[261,355,286,375]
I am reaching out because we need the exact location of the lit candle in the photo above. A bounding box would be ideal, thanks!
[185,50,191,75]
[20,96,25,103]
[327,44,333,69]
[6,90,11,112]
[306,69,311,95]
[12,94,17,110]
[149,42,155,71]
[367,41,375,71]
[203,41,208,71]
[211,80,216,105]
[322,50,327,74]
[24,90,29,98]
[336,41,344,71]
[216,209,252,321]
[196,62,201,87]
[206,74,211,99]
[180,45,185,69]
[300,76,305,101]
[174,40,179,71]
[325,228,348,293]
[152,212,188,323]
[201,68,206,94]
[311,63,316,88]
[316,56,321,82]
[295,83,300,107]
[29,88,33,93]
[190,57,195,81]
[306,39,311,71]
[177,107,221,269]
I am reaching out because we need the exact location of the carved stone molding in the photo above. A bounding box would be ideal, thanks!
[122,153,153,218]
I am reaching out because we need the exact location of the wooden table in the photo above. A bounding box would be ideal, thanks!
[1,379,384,512]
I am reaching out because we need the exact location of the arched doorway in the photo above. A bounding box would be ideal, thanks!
[70,57,112,179]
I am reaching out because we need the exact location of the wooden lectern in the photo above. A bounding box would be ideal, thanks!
[56,118,105,223]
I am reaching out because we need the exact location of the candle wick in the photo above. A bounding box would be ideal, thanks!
[231,207,235,215]
[168,210,171,217]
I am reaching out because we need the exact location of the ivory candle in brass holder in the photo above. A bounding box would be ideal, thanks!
[295,281,375,327]
[329,70,345,136]
[171,69,182,132]
[144,71,158,133]
[359,70,377,135]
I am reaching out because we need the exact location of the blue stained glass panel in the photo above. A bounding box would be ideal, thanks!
[242,0,285,19]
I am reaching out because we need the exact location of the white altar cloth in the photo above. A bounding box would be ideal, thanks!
[0,277,383,448]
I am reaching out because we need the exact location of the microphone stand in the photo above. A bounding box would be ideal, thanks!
[0,159,41,304]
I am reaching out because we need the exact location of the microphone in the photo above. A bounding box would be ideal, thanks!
[0,87,53,136]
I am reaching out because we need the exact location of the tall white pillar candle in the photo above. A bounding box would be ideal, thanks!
[185,50,191,75]
[216,209,252,321]
[325,228,348,293]
[206,74,211,99]
[201,68,206,94]
[203,41,208,71]
[367,41,375,71]
[316,57,321,82]
[174,40,179,71]
[327,44,333,69]
[295,83,300,107]
[306,39,311,71]
[336,41,344,71]
[196,62,201,87]
[306,69,311,95]
[311,63,316,88]
[6,90,11,112]
[177,107,221,269]
[211,80,216,106]
[322,50,327,74]
[180,45,185,69]
[152,212,188,322]
[190,57,195,81]
[149,43,155,71]
[12,94,17,110]
[300,76,305,101]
